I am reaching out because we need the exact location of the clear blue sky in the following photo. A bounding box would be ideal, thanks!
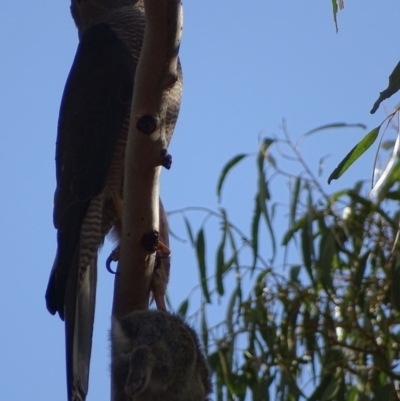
[1,1,399,400]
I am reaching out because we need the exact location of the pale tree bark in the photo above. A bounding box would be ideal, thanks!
[112,0,183,318]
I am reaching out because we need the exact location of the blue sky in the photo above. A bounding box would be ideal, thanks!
[1,1,400,400]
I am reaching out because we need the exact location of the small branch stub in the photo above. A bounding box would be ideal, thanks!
[160,148,172,169]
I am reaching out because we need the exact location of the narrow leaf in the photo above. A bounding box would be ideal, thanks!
[258,190,276,261]
[257,138,275,170]
[256,142,274,260]
[226,286,239,335]
[290,177,301,227]
[177,299,189,318]
[251,195,261,271]
[290,265,302,282]
[227,228,240,272]
[318,231,335,291]
[201,307,208,352]
[282,216,305,245]
[183,216,195,246]
[303,122,366,137]
[196,229,211,303]
[331,0,339,32]
[217,154,248,201]
[216,222,227,296]
[301,192,315,284]
[328,126,380,183]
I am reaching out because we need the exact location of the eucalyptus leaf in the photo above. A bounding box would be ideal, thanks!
[217,154,248,202]
[196,228,211,303]
[328,126,380,183]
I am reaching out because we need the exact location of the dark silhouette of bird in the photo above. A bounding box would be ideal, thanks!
[45,1,182,400]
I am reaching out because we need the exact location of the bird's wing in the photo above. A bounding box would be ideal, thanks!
[45,23,134,401]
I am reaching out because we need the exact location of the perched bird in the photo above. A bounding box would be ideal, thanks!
[45,1,182,400]
[111,310,212,401]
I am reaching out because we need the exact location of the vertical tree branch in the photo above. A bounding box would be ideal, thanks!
[111,2,182,399]
[112,0,183,317]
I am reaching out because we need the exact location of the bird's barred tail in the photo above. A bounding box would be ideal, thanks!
[65,256,97,401]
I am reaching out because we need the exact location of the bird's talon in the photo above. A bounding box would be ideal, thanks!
[106,247,120,274]
[156,240,171,255]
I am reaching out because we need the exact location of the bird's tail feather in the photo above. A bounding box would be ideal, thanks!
[65,253,97,401]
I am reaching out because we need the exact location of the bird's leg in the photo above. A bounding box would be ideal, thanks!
[150,242,171,311]
[106,240,170,311]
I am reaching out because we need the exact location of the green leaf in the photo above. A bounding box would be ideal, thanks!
[227,286,239,335]
[303,122,366,137]
[301,199,315,284]
[183,216,195,246]
[227,226,240,273]
[301,224,313,280]
[328,126,381,183]
[217,154,248,201]
[177,299,189,318]
[290,265,301,282]
[282,216,305,245]
[218,348,235,396]
[347,387,357,401]
[258,189,276,261]
[216,215,227,296]
[215,363,224,401]
[257,137,275,171]
[256,139,276,260]
[318,230,335,291]
[201,307,208,352]
[331,0,339,33]
[371,61,400,114]
[251,195,261,271]
[196,228,211,303]
[290,177,301,228]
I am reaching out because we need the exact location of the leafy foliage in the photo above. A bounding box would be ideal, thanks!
[173,124,400,400]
